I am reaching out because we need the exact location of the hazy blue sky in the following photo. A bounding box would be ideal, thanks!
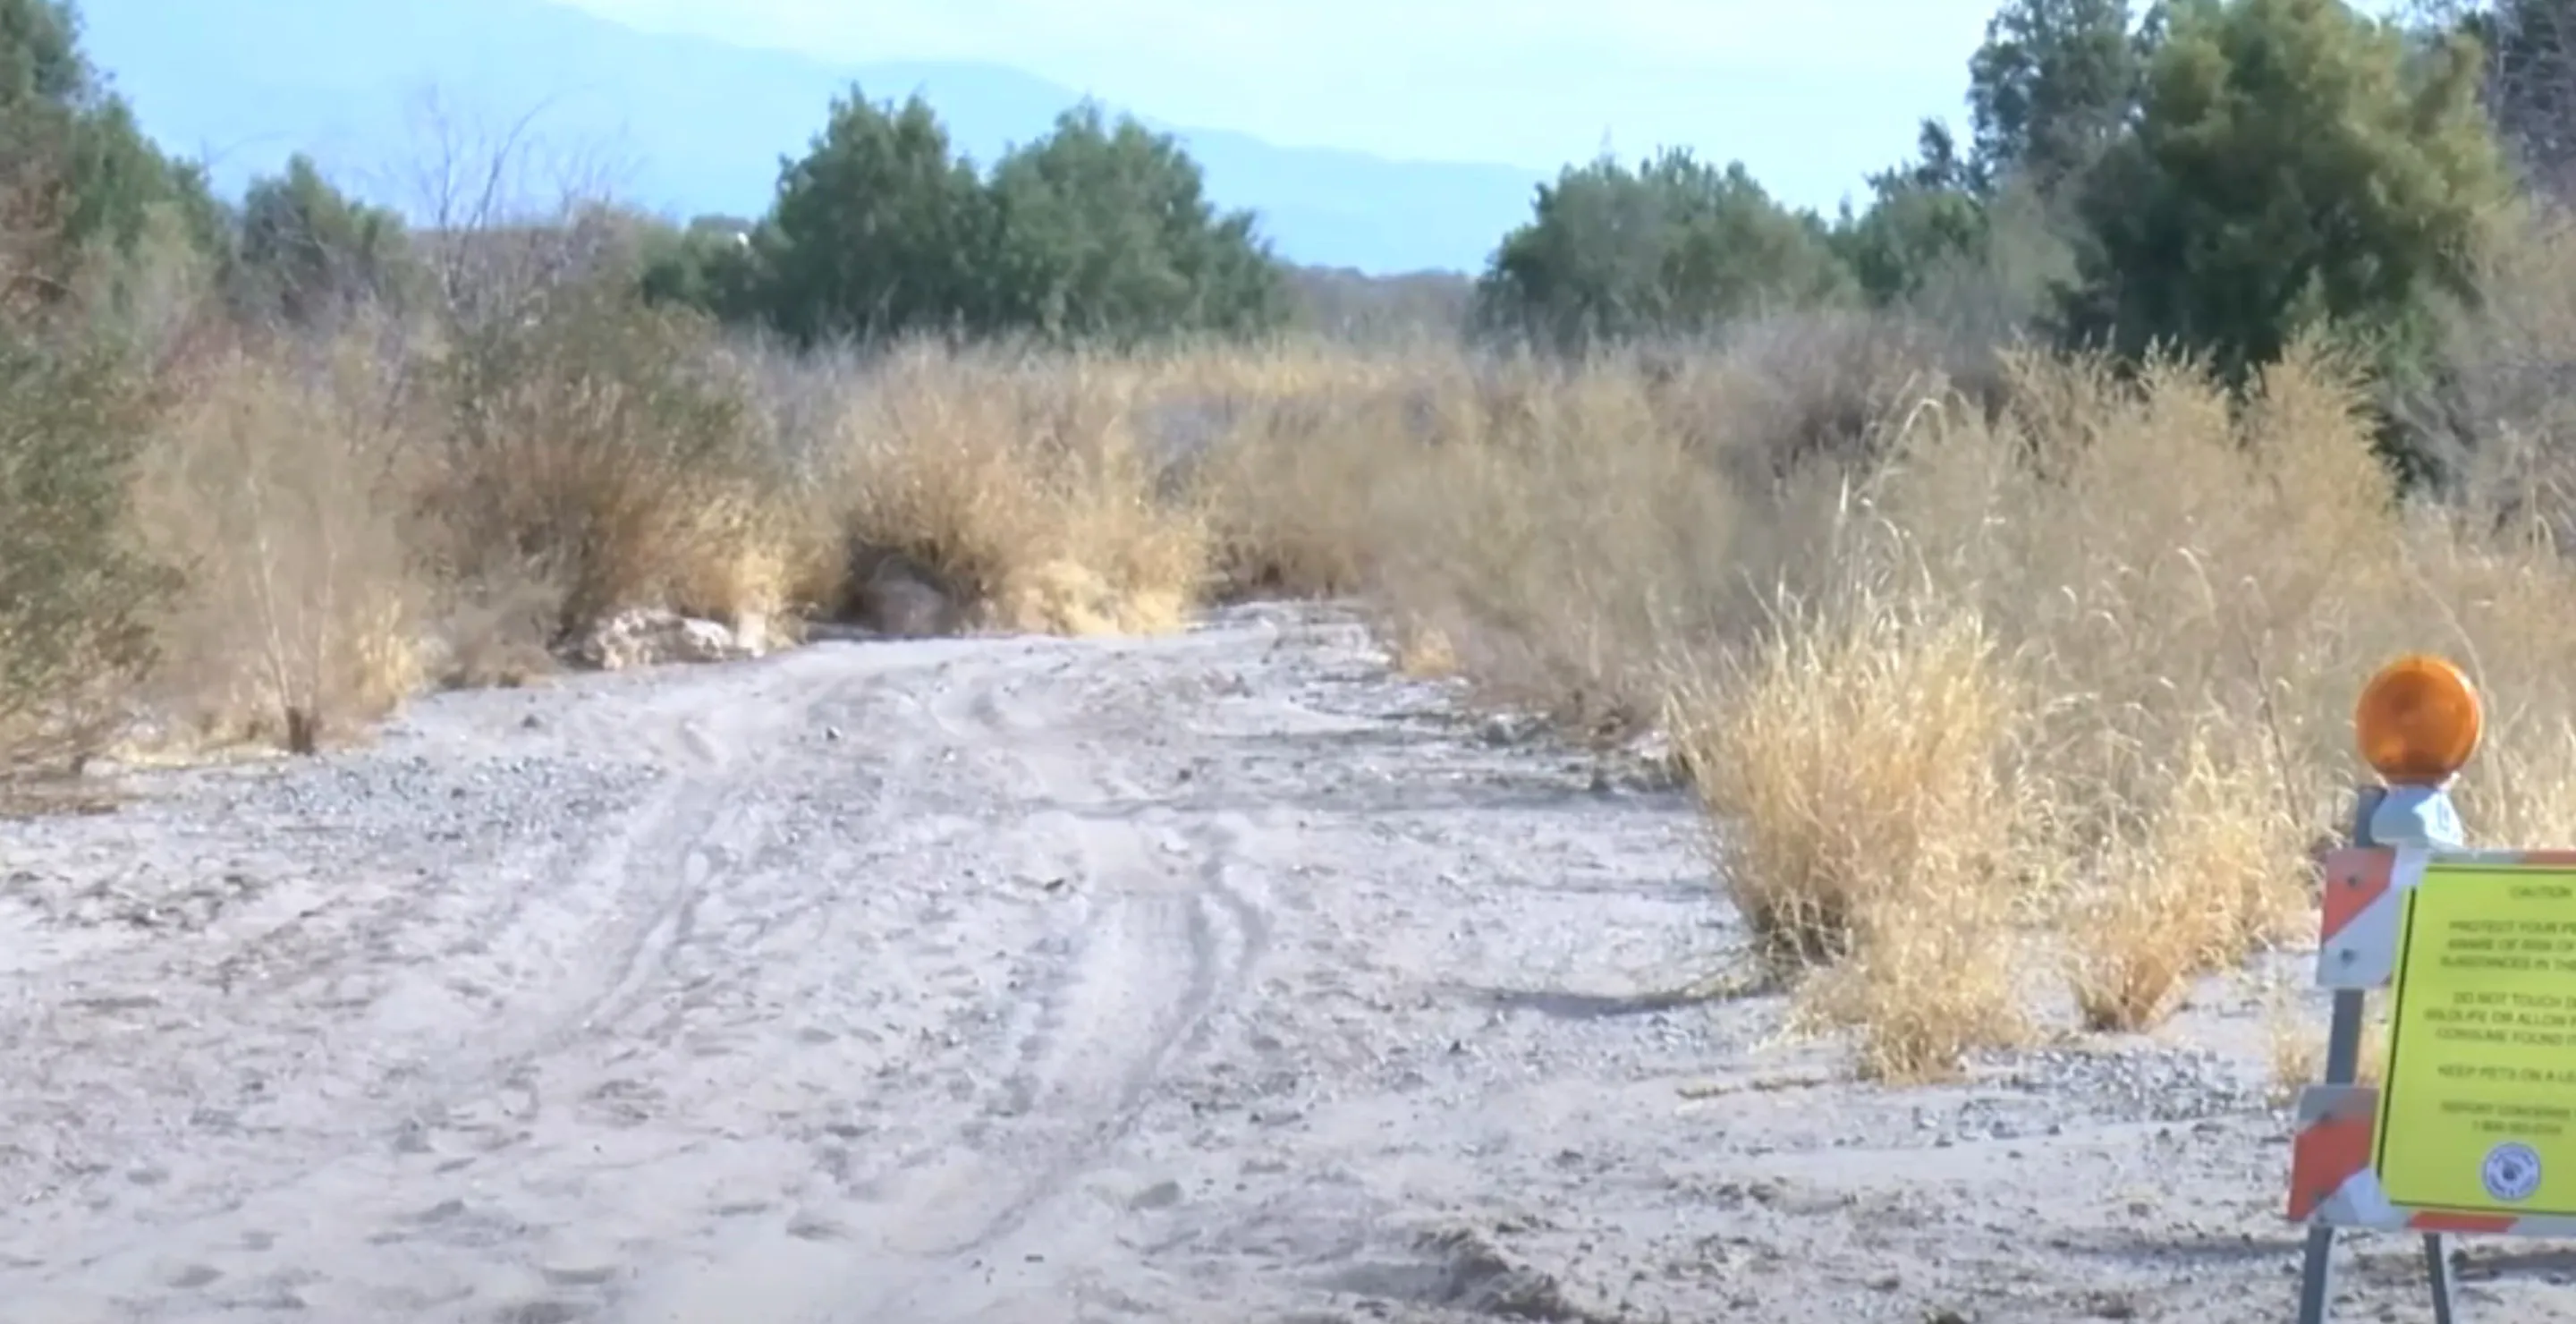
[555,0,2004,213]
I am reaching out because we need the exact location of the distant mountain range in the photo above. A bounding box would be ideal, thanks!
[72,0,1550,275]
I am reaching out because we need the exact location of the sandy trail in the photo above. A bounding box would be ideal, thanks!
[4,602,2571,1322]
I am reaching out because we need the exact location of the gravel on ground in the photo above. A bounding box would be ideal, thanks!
[3,602,2562,1322]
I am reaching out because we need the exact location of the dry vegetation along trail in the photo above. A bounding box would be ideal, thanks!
[0,603,2552,1322]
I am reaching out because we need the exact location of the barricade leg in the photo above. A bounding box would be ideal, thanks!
[2297,977,2371,1324]
[2296,1224,2337,1324]
[2424,1233,2457,1324]
[2298,786,2398,1324]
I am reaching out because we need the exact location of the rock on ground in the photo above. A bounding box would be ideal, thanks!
[0,602,2562,1322]
[571,607,769,671]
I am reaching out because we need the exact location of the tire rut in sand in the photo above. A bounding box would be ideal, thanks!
[0,661,908,1324]
[851,648,1265,1311]
[4,634,1292,1324]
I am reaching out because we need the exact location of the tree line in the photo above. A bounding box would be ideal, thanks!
[1479,0,2516,388]
[11,0,2576,383]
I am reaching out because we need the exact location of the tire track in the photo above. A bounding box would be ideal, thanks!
[833,644,1267,1320]
[0,653,923,1321]
[5,627,1299,1324]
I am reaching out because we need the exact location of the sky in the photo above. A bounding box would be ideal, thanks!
[553,0,2006,214]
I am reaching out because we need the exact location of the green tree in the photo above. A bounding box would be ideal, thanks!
[746,88,1004,346]
[0,1,218,295]
[0,325,170,767]
[233,154,411,325]
[1967,0,2145,192]
[0,0,82,106]
[0,1,196,772]
[1834,123,1994,306]
[1835,184,1990,307]
[679,91,1286,347]
[1474,149,1852,350]
[636,216,762,322]
[2055,0,2508,378]
[984,103,1285,344]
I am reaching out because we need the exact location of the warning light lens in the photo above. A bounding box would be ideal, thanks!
[2354,654,2483,785]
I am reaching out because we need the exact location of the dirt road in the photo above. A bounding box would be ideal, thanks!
[3,603,2563,1322]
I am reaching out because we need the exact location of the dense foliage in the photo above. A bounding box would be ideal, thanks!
[641,94,1286,348]
[0,0,2554,380]
[1475,0,2509,379]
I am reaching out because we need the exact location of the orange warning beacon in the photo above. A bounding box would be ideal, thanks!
[2353,654,2482,786]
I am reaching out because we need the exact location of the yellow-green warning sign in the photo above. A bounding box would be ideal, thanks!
[2377,862,2576,1217]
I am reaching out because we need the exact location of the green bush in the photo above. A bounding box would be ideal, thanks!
[985,104,1285,345]
[0,1,225,302]
[2055,0,2508,380]
[1473,149,1853,351]
[648,90,1284,349]
[0,324,172,769]
[231,153,413,327]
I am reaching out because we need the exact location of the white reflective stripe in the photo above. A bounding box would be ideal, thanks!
[2319,1169,2405,1230]
[2479,1212,2576,1236]
[2319,888,2401,988]
[2295,1082,2374,1125]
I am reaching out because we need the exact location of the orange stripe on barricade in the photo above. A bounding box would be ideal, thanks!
[2289,1112,2376,1222]
[2319,847,2394,944]
[2410,1211,2518,1235]
[2500,849,2576,867]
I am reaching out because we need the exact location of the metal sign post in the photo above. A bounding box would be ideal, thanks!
[2291,654,2576,1320]
[2294,780,2458,1324]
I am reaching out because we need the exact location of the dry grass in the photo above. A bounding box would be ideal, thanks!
[77,305,1244,761]
[133,342,428,752]
[422,294,818,647]
[111,297,828,752]
[1186,352,1427,600]
[26,260,2576,1092]
[1665,582,2026,969]
[15,315,1255,774]
[1666,585,2035,1080]
[1386,619,1461,678]
[1694,345,2434,1074]
[2068,727,2299,1032]
[820,345,1208,637]
[1188,346,1755,728]
[1184,326,2576,1081]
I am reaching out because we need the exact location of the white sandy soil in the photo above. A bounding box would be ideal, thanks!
[5,602,2574,1323]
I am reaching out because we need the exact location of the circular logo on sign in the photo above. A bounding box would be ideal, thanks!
[2483,1142,2544,1203]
